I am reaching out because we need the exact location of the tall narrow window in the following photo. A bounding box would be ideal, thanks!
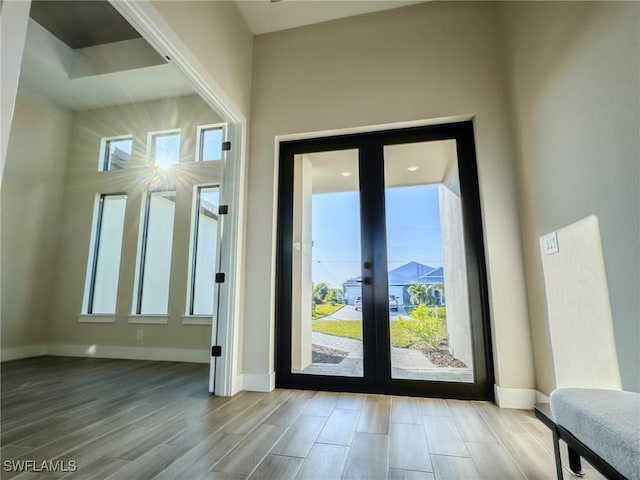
[101,137,133,171]
[136,191,176,315]
[149,131,180,168]
[86,194,127,314]
[188,186,220,315]
[197,125,225,162]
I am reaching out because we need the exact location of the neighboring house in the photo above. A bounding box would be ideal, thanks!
[342,261,445,306]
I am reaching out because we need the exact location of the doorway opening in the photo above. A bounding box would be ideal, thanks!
[275,121,493,399]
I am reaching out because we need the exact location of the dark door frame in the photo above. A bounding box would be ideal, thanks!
[274,121,494,400]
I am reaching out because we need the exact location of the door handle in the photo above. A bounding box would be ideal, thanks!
[356,277,372,285]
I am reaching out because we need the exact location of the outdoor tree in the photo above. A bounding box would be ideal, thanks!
[407,283,430,305]
[323,289,343,305]
[312,282,329,307]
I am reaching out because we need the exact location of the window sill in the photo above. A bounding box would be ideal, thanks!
[78,314,116,323]
[128,315,169,325]
[181,315,213,326]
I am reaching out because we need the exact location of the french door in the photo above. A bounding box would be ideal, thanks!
[275,121,493,400]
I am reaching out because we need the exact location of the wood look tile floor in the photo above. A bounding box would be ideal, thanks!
[1,357,606,480]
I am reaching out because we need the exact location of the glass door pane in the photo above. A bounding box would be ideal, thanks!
[383,140,474,383]
[290,149,364,377]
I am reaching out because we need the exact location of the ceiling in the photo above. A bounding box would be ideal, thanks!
[235,0,427,35]
[306,140,457,195]
[29,1,141,49]
[20,4,194,110]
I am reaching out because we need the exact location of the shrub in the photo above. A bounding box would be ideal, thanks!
[398,304,447,350]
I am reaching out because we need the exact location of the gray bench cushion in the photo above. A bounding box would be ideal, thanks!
[550,388,640,480]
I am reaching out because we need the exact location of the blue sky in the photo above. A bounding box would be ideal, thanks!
[312,185,443,288]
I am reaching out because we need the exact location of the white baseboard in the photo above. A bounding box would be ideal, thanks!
[1,344,209,364]
[242,372,275,392]
[494,384,537,409]
[48,344,209,363]
[536,389,550,403]
[1,344,48,362]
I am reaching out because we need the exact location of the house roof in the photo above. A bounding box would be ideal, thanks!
[343,261,444,287]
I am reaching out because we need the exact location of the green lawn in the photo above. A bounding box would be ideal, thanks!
[312,303,345,319]
[312,320,418,348]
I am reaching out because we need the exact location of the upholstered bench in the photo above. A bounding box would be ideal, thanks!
[535,389,640,480]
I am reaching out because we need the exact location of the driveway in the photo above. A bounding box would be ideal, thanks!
[323,305,407,320]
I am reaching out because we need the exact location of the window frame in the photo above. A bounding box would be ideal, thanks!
[146,129,181,167]
[85,192,128,314]
[195,123,227,162]
[98,135,133,172]
[187,184,221,316]
[134,189,177,315]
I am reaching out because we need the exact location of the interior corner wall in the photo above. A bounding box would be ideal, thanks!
[0,0,31,180]
[245,2,535,393]
[150,0,254,118]
[48,95,222,352]
[502,2,640,393]
[1,85,72,351]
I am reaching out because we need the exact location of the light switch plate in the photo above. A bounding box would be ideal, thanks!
[542,231,559,255]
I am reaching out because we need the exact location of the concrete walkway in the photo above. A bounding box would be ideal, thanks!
[296,331,473,383]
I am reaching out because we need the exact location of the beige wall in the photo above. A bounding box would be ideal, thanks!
[1,86,72,350]
[502,2,640,393]
[47,95,224,352]
[245,2,535,392]
[151,0,254,118]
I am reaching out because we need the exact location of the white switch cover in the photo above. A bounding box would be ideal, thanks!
[542,232,559,255]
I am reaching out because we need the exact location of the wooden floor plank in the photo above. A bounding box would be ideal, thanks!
[270,415,327,458]
[155,431,243,479]
[389,423,432,472]
[466,442,526,479]
[294,443,349,480]
[211,424,287,476]
[356,401,390,434]
[316,408,360,446]
[422,416,469,457]
[104,443,190,480]
[342,432,389,480]
[431,455,482,480]
[387,469,434,480]
[246,454,303,480]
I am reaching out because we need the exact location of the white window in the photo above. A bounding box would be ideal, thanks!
[84,194,127,313]
[187,186,220,315]
[196,124,226,162]
[148,130,181,168]
[135,191,176,314]
[99,136,133,171]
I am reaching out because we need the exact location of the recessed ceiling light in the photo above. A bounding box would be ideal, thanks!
[407,166,419,172]
[341,171,352,177]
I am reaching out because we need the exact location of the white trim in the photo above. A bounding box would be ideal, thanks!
[1,345,48,362]
[47,344,208,363]
[494,384,537,409]
[111,0,248,397]
[181,315,213,326]
[241,372,276,392]
[146,128,181,167]
[128,315,169,325]
[98,134,133,171]
[78,314,116,323]
[275,114,474,143]
[536,390,551,404]
[195,123,227,162]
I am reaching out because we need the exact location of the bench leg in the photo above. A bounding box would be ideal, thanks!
[568,447,585,477]
[552,428,564,480]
